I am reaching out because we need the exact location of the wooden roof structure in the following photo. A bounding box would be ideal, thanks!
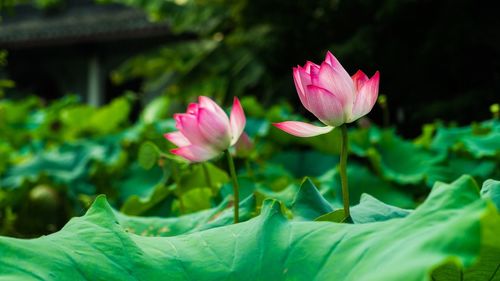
[0,0,170,49]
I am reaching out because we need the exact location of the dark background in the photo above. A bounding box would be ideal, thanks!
[241,0,500,135]
[1,0,499,136]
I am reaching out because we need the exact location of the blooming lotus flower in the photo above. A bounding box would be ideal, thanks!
[165,96,246,162]
[274,51,380,137]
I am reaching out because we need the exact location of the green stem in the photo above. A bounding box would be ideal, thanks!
[226,150,240,223]
[171,163,185,213]
[339,124,350,219]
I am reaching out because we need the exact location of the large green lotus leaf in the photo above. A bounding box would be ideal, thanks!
[369,131,444,184]
[431,125,472,152]
[481,179,500,210]
[317,164,414,208]
[116,195,256,237]
[291,177,411,223]
[1,176,498,281]
[433,178,500,281]
[462,132,500,158]
[427,156,497,187]
[430,119,500,157]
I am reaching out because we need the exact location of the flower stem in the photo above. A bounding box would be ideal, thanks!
[225,150,240,223]
[339,124,350,219]
[171,163,185,213]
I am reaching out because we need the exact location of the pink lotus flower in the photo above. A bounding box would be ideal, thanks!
[165,96,246,162]
[274,51,380,137]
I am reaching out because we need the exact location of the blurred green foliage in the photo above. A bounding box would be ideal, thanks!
[0,94,498,237]
[0,51,14,98]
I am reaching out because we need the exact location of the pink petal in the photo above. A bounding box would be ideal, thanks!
[186,103,199,115]
[164,131,190,147]
[305,85,346,127]
[325,51,346,72]
[351,70,369,91]
[174,113,189,130]
[351,71,380,122]
[198,95,224,114]
[171,145,220,163]
[198,96,230,127]
[293,67,311,110]
[176,114,207,145]
[198,96,218,111]
[312,61,355,112]
[229,97,246,145]
[198,107,231,149]
[273,121,334,137]
[304,61,320,75]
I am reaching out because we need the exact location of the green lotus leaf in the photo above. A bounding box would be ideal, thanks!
[1,176,495,281]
